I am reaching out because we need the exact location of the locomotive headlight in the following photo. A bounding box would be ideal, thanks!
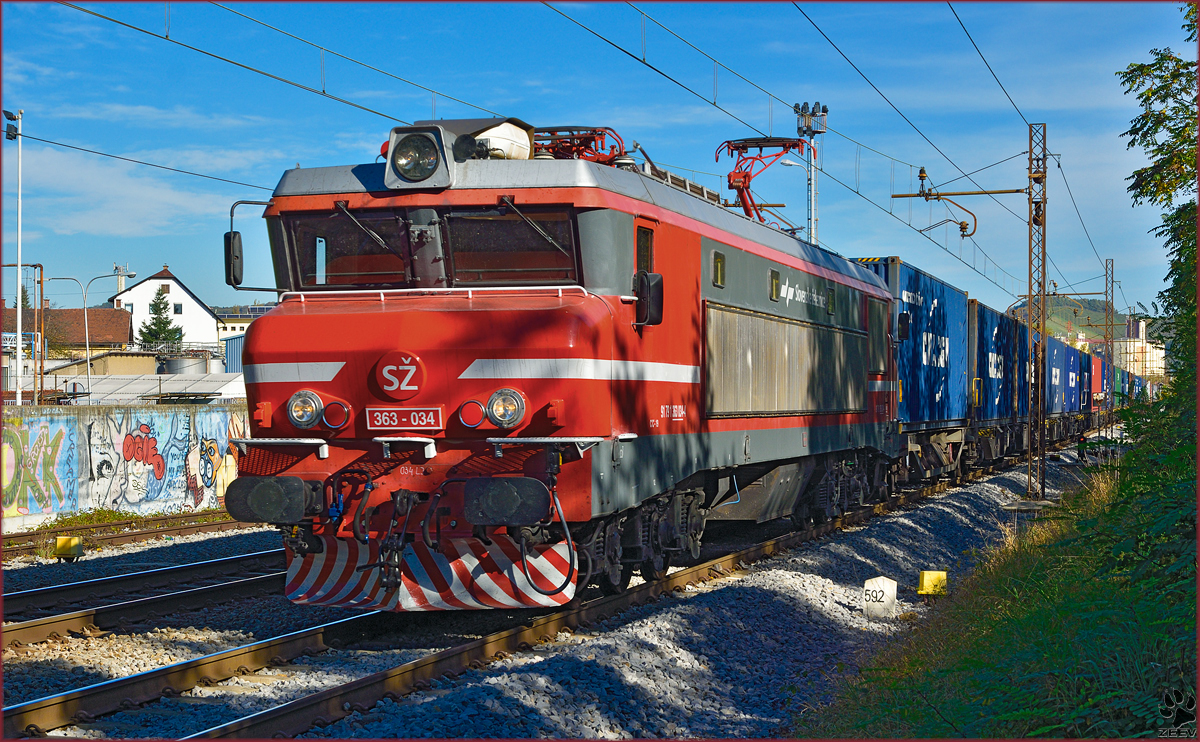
[391,134,439,182]
[486,388,526,429]
[287,390,324,429]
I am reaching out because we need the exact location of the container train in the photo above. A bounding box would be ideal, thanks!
[221,116,1142,613]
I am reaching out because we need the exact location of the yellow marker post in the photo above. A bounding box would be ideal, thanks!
[54,536,84,563]
[917,570,947,596]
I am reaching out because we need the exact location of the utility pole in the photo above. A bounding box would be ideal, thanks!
[4,110,23,403]
[1026,123,1048,501]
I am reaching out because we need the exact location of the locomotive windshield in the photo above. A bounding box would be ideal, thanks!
[271,206,579,290]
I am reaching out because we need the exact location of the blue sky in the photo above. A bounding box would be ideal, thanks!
[2,2,1189,321]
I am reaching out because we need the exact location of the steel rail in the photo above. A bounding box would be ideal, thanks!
[3,550,284,616]
[3,612,387,738]
[6,439,1085,738]
[3,573,286,649]
[4,511,236,546]
[187,482,975,739]
[3,520,261,560]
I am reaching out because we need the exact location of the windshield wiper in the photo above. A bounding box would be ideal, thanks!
[498,195,572,260]
[334,202,410,279]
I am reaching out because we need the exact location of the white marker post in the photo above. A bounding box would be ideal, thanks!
[863,575,897,620]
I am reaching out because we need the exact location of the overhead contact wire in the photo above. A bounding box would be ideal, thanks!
[18,134,273,191]
[794,3,1027,228]
[59,2,411,124]
[209,3,502,117]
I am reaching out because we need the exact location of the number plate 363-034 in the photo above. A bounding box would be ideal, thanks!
[365,407,443,430]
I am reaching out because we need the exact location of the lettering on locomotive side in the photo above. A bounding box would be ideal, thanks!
[921,332,949,368]
[660,404,686,420]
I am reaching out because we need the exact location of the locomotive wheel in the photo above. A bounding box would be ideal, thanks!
[640,550,671,582]
[597,520,629,595]
[600,564,632,595]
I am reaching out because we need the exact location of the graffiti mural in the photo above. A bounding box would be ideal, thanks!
[2,404,245,529]
[2,418,79,518]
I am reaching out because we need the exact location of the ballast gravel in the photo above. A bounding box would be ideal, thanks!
[2,526,280,594]
[24,456,1086,739]
[301,461,1078,739]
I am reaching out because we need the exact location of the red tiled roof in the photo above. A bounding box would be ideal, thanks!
[147,265,176,280]
[3,308,133,346]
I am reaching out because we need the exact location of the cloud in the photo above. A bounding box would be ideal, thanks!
[124,145,287,175]
[2,144,237,238]
[49,103,270,129]
[2,53,74,86]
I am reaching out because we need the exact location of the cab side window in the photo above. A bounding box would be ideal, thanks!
[636,226,654,274]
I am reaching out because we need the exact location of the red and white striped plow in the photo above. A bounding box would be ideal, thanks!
[284,534,577,611]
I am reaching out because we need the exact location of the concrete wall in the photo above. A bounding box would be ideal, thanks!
[2,403,247,533]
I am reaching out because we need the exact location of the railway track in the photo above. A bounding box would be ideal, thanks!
[2,471,967,739]
[3,551,285,648]
[3,512,259,561]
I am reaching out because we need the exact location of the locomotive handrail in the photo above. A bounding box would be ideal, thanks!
[278,285,595,302]
[230,437,329,460]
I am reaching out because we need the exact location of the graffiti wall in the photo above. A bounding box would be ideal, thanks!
[2,404,246,532]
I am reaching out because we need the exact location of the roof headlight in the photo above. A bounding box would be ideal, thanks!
[486,388,526,429]
[391,134,439,182]
[287,390,324,429]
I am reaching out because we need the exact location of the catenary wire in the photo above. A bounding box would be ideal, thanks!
[946,2,1029,126]
[546,2,1020,295]
[624,2,917,167]
[945,3,1112,293]
[59,2,410,124]
[1051,155,1109,273]
[935,151,1027,188]
[542,3,765,135]
[794,3,1027,227]
[18,134,274,191]
[209,3,502,117]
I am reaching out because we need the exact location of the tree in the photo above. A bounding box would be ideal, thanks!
[1117,3,1197,386]
[138,286,184,347]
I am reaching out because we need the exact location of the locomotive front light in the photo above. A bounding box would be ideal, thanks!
[287,390,324,429]
[486,388,526,429]
[391,134,439,182]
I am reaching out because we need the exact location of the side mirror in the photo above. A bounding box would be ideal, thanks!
[897,311,910,341]
[633,270,664,326]
[224,231,244,287]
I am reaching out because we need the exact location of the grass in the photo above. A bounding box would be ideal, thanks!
[792,467,1196,738]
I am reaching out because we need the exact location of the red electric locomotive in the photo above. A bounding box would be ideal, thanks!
[222,116,900,612]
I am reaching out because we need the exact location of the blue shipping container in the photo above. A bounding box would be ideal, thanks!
[1064,345,1080,412]
[1079,350,1092,411]
[969,300,1020,422]
[856,257,969,428]
[1045,335,1066,415]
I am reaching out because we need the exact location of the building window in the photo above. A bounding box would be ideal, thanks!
[174,303,183,315]
[161,284,170,293]
[114,299,122,309]
[126,304,133,314]
[712,251,726,288]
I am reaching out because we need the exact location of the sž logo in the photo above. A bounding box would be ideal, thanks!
[375,351,425,401]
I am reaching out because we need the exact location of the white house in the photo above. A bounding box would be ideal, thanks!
[109,265,221,346]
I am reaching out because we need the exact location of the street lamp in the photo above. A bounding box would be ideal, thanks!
[48,269,136,405]
[4,108,23,403]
